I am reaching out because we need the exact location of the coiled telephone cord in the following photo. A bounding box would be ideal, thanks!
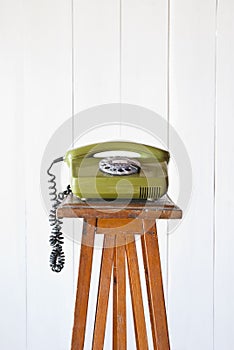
[47,157,71,272]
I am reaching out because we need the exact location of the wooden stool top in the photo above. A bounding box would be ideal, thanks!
[57,194,182,220]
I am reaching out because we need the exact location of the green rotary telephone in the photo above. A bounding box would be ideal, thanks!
[47,141,170,272]
[65,141,170,200]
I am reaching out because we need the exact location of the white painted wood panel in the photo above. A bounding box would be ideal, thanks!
[73,1,120,349]
[121,2,169,348]
[215,1,234,349]
[0,1,26,349]
[2,0,234,349]
[168,1,216,349]
[73,0,120,113]
[121,0,169,298]
[23,0,74,349]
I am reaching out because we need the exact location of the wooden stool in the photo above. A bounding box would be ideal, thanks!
[58,195,182,350]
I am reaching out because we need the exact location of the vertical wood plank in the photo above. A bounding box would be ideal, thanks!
[141,221,170,350]
[121,0,168,114]
[168,1,216,349]
[121,0,169,303]
[113,235,126,350]
[71,218,96,350]
[73,2,120,349]
[92,235,115,350]
[215,1,234,348]
[23,0,74,349]
[0,0,26,349]
[73,0,120,113]
[125,235,148,350]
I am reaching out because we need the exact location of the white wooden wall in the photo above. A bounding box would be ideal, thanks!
[1,0,234,349]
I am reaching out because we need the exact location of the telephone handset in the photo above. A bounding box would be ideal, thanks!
[64,141,169,161]
[47,141,170,272]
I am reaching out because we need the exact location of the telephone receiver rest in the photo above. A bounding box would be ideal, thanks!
[64,141,170,164]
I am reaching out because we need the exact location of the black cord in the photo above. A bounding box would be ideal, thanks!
[47,157,71,272]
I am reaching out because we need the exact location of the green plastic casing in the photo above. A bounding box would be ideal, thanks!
[64,141,170,200]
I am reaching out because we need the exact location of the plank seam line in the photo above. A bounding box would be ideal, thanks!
[213,1,219,349]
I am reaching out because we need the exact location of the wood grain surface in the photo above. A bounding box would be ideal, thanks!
[92,235,115,350]
[57,194,182,220]
[113,235,127,350]
[125,234,149,350]
[71,218,96,350]
[141,220,170,350]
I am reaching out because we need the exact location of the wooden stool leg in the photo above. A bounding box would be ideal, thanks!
[141,220,170,350]
[71,218,96,350]
[125,234,149,350]
[92,234,115,350]
[113,235,126,350]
